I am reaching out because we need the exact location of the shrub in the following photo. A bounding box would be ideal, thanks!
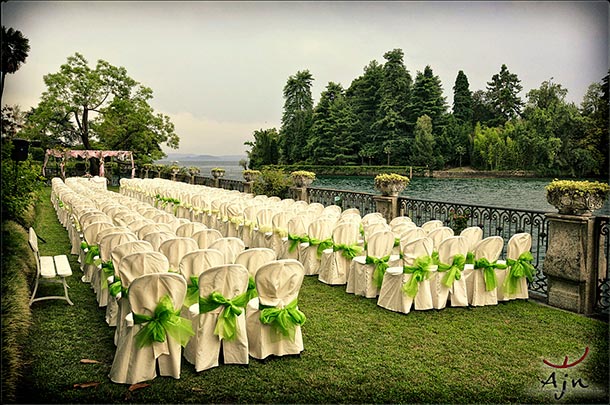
[1,221,35,403]
[252,168,292,199]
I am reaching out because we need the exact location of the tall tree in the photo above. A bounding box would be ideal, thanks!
[279,70,314,164]
[346,60,383,151]
[452,70,473,124]
[373,49,412,164]
[244,128,280,169]
[308,82,345,164]
[1,25,30,104]
[410,115,439,168]
[22,52,178,167]
[485,64,524,126]
[579,72,609,176]
[471,90,495,126]
[409,65,448,134]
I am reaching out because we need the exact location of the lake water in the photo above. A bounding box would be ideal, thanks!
[156,159,610,215]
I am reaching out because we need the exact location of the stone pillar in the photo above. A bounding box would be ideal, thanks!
[291,187,309,203]
[374,195,398,223]
[243,181,254,194]
[542,213,597,314]
[214,178,220,189]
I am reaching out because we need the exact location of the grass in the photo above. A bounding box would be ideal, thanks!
[16,186,609,404]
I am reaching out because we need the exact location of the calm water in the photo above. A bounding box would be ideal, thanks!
[157,159,610,215]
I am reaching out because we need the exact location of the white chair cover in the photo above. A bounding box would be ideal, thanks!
[300,218,335,276]
[175,222,207,238]
[427,227,455,250]
[95,231,138,308]
[159,237,199,272]
[318,221,361,285]
[184,264,250,371]
[348,230,400,298]
[192,228,223,249]
[421,219,444,234]
[282,215,311,260]
[246,259,305,360]
[137,223,173,239]
[109,272,188,384]
[378,236,435,313]
[208,237,246,264]
[466,236,504,306]
[234,248,277,279]
[503,233,532,300]
[142,231,177,251]
[430,236,468,309]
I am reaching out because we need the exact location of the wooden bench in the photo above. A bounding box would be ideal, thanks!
[28,227,74,306]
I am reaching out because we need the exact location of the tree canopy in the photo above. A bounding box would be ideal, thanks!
[22,52,178,169]
[1,25,30,104]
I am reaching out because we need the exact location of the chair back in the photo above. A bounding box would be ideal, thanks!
[143,231,177,251]
[128,272,186,325]
[99,231,138,262]
[110,240,154,271]
[118,251,169,288]
[506,233,532,260]
[178,249,225,281]
[192,228,223,249]
[421,220,444,234]
[175,222,207,238]
[197,264,249,301]
[208,237,246,263]
[159,237,199,271]
[83,221,116,245]
[234,248,277,278]
[255,259,304,307]
[460,226,484,252]
[366,230,395,258]
[332,221,361,245]
[428,227,455,250]
[437,236,468,264]
[137,223,173,239]
[473,236,504,263]
[402,237,434,267]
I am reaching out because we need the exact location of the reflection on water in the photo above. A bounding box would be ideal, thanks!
[312,176,610,215]
[156,160,610,215]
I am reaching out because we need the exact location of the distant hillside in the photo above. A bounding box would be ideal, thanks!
[161,153,246,161]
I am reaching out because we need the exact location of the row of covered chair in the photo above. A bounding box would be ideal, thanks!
[50,177,308,385]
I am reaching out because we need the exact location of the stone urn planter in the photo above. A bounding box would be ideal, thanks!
[243,169,261,182]
[374,173,410,197]
[291,170,316,187]
[545,179,610,216]
[211,168,225,179]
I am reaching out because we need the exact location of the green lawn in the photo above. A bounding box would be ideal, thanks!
[18,187,609,404]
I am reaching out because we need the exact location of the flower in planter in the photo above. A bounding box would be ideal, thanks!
[188,166,201,176]
[211,167,225,178]
[243,169,261,182]
[546,179,610,215]
[291,170,316,187]
[374,173,410,196]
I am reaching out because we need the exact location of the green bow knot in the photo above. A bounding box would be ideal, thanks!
[184,276,200,308]
[84,245,100,265]
[367,255,391,289]
[246,276,258,301]
[101,261,115,289]
[503,252,535,295]
[199,290,250,341]
[333,243,363,260]
[133,294,194,348]
[309,237,334,258]
[402,255,434,297]
[394,238,400,248]
[259,299,306,342]
[438,254,466,288]
[108,279,123,297]
[465,251,475,265]
[288,234,309,252]
[474,258,507,291]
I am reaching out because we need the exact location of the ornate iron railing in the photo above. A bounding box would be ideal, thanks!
[219,178,245,192]
[594,215,609,314]
[398,196,549,297]
[308,187,377,216]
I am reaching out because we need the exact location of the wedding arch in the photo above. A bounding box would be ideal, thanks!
[42,149,135,179]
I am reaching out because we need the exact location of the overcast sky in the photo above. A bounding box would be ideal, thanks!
[2,1,608,157]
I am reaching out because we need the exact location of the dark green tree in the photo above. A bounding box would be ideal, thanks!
[373,49,412,164]
[452,70,473,124]
[471,90,495,126]
[1,25,30,104]
[485,64,524,126]
[279,70,314,164]
[346,60,383,154]
[244,128,280,169]
[410,115,439,168]
[578,73,608,177]
[409,65,448,135]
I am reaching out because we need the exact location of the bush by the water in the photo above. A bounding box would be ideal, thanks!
[252,168,292,199]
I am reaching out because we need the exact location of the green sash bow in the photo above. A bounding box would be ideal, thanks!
[474,258,508,291]
[184,276,200,307]
[333,243,363,260]
[259,299,306,342]
[308,237,334,258]
[199,290,249,341]
[84,245,100,266]
[288,234,309,252]
[402,255,433,297]
[367,255,391,289]
[394,238,401,248]
[101,260,114,289]
[438,254,466,288]
[246,276,258,301]
[133,295,194,348]
[503,252,535,295]
[465,251,475,265]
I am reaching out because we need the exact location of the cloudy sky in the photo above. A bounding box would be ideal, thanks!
[2,1,608,157]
